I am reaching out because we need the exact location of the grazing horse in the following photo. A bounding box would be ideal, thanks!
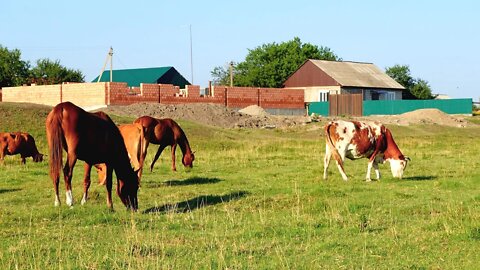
[133,116,195,172]
[0,132,43,164]
[93,122,148,186]
[45,102,139,210]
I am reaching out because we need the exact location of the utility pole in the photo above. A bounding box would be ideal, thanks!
[190,24,194,84]
[97,47,113,82]
[229,61,234,87]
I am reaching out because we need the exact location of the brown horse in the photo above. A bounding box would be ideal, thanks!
[93,122,148,186]
[133,116,195,172]
[0,132,43,164]
[45,102,139,211]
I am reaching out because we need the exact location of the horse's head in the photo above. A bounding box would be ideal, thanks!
[182,151,195,168]
[118,171,139,211]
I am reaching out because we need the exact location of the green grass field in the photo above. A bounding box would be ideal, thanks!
[0,102,479,269]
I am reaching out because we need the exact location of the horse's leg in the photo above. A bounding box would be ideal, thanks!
[150,144,167,172]
[63,152,77,207]
[171,144,177,171]
[81,163,92,205]
[53,170,61,207]
[105,165,114,210]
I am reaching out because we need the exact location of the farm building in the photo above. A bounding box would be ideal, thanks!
[92,66,190,88]
[283,60,405,102]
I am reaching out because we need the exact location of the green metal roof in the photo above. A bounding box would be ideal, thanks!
[91,66,190,88]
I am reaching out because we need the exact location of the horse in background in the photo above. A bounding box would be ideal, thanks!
[93,122,148,186]
[0,132,43,164]
[45,102,139,211]
[133,116,195,172]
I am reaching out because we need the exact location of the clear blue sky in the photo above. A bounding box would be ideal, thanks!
[2,0,478,99]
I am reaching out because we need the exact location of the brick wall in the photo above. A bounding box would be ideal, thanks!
[2,84,62,106]
[1,82,305,111]
[62,82,106,107]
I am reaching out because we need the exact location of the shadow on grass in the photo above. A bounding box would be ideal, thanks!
[143,191,249,214]
[0,188,21,195]
[143,177,222,188]
[164,177,222,186]
[403,175,437,181]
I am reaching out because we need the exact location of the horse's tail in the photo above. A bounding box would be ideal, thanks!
[324,122,344,170]
[46,106,64,180]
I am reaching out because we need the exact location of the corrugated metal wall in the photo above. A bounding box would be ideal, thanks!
[307,98,472,116]
[363,99,472,115]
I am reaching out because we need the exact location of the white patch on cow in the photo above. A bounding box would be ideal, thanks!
[388,159,407,178]
[66,190,73,206]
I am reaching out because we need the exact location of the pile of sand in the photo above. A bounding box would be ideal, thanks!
[238,105,269,116]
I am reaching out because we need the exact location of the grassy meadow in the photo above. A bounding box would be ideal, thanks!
[0,102,479,269]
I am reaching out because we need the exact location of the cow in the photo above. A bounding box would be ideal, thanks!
[0,132,44,164]
[323,120,409,181]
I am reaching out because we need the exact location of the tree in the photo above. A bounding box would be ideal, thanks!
[385,64,434,99]
[211,37,341,87]
[0,45,30,87]
[30,58,84,85]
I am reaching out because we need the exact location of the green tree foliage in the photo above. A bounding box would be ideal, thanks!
[385,64,434,99]
[211,37,341,88]
[0,45,85,87]
[30,59,84,85]
[0,45,30,87]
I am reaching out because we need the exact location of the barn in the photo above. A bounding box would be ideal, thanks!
[92,66,190,88]
[283,60,405,102]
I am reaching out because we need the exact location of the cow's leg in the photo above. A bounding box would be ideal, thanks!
[334,149,348,181]
[105,166,114,210]
[81,163,92,205]
[373,161,381,180]
[20,155,26,164]
[323,144,332,180]
[150,144,167,172]
[366,161,373,182]
[63,152,77,207]
[171,144,177,171]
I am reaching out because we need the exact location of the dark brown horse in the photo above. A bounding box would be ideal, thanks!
[133,116,195,172]
[45,102,139,210]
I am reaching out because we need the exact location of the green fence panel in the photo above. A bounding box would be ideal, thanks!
[307,102,329,116]
[363,99,472,116]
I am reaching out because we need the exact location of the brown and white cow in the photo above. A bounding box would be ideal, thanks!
[323,120,409,181]
[0,132,44,164]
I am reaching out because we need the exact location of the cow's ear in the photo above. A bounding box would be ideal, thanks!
[9,133,16,139]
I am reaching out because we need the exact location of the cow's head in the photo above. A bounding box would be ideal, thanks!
[388,156,409,178]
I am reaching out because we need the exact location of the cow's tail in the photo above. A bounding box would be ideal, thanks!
[324,122,344,170]
[46,107,64,180]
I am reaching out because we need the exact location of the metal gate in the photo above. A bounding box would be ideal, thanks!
[329,94,363,116]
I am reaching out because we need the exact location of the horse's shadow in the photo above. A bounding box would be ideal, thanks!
[143,191,249,214]
[144,177,222,188]
[403,175,437,181]
[0,188,21,195]
[164,177,222,186]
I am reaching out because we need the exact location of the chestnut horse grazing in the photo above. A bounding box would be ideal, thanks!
[45,102,139,210]
[0,132,43,164]
[133,116,195,172]
[94,122,148,186]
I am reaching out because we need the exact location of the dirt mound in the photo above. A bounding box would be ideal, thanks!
[363,108,471,127]
[101,103,310,128]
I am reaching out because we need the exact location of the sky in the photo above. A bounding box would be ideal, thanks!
[1,0,479,100]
